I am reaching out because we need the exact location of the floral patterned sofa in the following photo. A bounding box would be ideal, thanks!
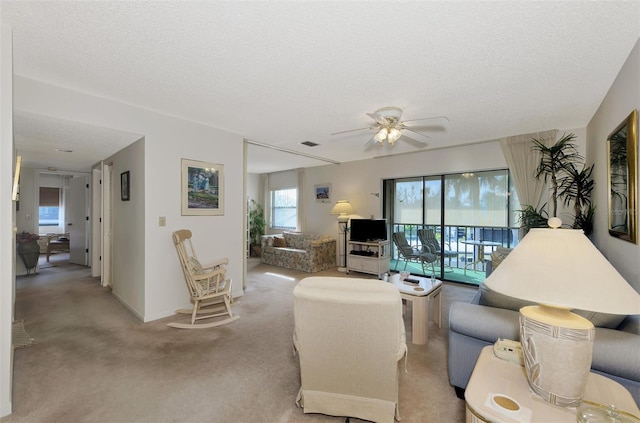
[261,232,336,273]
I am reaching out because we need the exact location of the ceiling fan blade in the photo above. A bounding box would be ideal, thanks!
[364,134,381,149]
[366,112,388,126]
[399,132,429,148]
[405,124,448,133]
[402,116,450,124]
[330,127,372,136]
[404,128,432,139]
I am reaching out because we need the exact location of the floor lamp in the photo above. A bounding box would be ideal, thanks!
[330,200,354,272]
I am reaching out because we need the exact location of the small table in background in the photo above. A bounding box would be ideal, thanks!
[390,273,442,345]
[47,235,69,262]
[461,240,501,274]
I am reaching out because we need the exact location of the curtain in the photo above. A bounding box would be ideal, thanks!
[296,168,305,232]
[261,174,270,233]
[500,129,557,210]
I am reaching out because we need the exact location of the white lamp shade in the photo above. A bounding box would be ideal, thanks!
[330,200,354,216]
[485,228,640,315]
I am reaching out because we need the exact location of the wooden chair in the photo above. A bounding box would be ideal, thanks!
[169,229,239,329]
[392,231,437,275]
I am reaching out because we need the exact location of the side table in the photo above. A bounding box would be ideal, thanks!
[390,274,442,345]
[465,346,640,423]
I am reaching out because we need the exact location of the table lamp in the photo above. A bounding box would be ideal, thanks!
[484,218,640,407]
[330,200,354,272]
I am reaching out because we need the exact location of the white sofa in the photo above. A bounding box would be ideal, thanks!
[293,277,407,422]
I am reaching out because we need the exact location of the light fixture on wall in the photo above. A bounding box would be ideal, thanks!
[485,218,640,407]
[330,200,355,272]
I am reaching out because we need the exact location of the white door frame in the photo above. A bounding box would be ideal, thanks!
[101,163,113,288]
[91,166,102,277]
[68,175,89,265]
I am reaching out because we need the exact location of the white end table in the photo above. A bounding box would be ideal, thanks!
[465,346,640,422]
[390,273,442,345]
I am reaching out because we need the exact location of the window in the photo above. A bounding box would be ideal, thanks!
[444,170,510,227]
[271,188,297,230]
[39,187,61,227]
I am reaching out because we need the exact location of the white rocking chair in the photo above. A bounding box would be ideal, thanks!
[169,229,239,329]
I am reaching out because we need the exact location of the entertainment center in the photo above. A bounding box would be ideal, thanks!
[346,219,390,278]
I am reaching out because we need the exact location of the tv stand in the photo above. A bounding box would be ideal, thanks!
[347,240,390,278]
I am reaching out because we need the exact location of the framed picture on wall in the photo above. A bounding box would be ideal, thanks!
[315,184,331,203]
[181,158,224,216]
[121,171,130,201]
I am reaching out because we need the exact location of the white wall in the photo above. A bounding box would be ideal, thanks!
[0,24,14,418]
[246,173,261,204]
[14,76,246,326]
[16,168,94,236]
[105,138,146,319]
[587,38,640,292]
[303,141,507,242]
[302,133,586,240]
[14,167,35,234]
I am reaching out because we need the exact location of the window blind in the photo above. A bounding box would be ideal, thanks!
[40,187,60,206]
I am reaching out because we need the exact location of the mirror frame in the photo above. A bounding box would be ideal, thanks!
[607,109,638,244]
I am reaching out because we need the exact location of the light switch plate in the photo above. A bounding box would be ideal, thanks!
[159,216,166,227]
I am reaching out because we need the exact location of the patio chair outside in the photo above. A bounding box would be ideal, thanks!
[392,232,437,275]
[418,228,458,267]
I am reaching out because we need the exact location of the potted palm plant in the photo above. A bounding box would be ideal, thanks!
[532,133,582,218]
[558,163,595,236]
[531,132,595,236]
[517,204,549,238]
[249,200,266,257]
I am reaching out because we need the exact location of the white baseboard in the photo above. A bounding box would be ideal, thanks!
[0,400,12,418]
[111,291,144,322]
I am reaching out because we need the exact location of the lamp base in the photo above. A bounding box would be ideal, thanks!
[337,266,347,273]
[519,305,595,407]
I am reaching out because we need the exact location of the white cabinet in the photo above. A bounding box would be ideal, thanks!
[347,240,390,278]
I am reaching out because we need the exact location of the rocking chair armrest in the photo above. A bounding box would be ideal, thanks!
[200,258,229,270]
[191,269,225,282]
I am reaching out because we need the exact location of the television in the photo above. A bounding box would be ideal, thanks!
[349,219,388,242]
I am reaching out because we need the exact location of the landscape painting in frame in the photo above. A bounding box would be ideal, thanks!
[315,184,331,203]
[181,159,224,216]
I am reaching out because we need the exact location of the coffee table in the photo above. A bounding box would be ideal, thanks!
[390,273,442,345]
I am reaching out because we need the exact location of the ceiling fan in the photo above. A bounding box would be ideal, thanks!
[331,107,449,148]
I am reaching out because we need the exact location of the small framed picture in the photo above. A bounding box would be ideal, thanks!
[315,184,331,203]
[121,171,130,201]
[181,158,224,216]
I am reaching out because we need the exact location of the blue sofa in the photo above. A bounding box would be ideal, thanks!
[448,282,640,406]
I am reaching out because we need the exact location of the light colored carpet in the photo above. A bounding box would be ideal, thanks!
[11,321,33,349]
[2,256,477,422]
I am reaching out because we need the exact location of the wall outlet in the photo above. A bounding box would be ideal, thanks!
[158,216,166,227]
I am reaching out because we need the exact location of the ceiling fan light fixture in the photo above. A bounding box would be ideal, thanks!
[388,128,402,144]
[374,128,388,142]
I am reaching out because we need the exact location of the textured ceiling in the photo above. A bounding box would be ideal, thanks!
[2,1,639,173]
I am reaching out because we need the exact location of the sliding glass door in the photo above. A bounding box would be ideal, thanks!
[386,169,519,285]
